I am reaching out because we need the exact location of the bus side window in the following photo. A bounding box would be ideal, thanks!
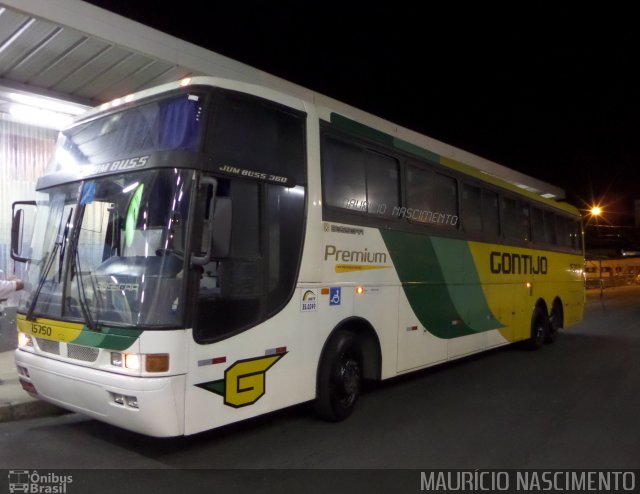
[322,137,366,211]
[555,215,569,248]
[543,211,557,245]
[321,137,399,219]
[570,219,582,251]
[482,189,500,237]
[195,180,262,340]
[462,184,482,232]
[531,206,544,244]
[405,166,433,221]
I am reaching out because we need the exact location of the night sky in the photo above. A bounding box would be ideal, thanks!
[84,1,640,224]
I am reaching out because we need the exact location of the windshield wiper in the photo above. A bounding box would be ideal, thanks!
[58,209,73,282]
[26,208,73,321]
[68,204,99,331]
[72,247,98,331]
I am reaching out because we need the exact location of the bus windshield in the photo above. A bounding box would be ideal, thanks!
[21,168,193,328]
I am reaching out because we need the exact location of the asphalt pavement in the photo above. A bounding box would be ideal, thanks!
[0,348,66,422]
[0,300,66,422]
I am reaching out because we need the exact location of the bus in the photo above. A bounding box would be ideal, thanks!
[11,76,585,437]
[584,257,640,288]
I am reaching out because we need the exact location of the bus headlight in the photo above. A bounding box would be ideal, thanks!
[18,332,33,348]
[124,353,141,371]
[110,352,169,372]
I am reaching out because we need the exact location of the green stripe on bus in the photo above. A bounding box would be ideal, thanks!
[392,139,440,164]
[73,326,143,351]
[330,113,395,146]
[380,230,503,338]
[430,236,504,332]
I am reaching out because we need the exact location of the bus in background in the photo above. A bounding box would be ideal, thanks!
[10,76,585,437]
[584,257,640,288]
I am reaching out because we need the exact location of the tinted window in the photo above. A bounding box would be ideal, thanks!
[502,197,529,241]
[482,190,500,237]
[544,211,557,244]
[195,180,306,342]
[210,92,306,185]
[531,206,544,242]
[322,137,399,219]
[265,185,306,311]
[323,138,366,210]
[556,216,569,248]
[365,151,399,217]
[556,216,581,250]
[572,220,582,250]
[433,173,458,222]
[406,166,458,227]
[462,184,482,231]
[59,93,205,167]
[406,166,433,213]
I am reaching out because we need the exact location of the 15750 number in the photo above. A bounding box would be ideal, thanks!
[31,324,52,336]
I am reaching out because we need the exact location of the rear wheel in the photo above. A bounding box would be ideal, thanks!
[527,307,549,350]
[314,331,362,422]
[546,301,564,344]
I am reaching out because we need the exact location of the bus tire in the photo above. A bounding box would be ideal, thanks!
[314,331,362,422]
[546,300,564,344]
[527,307,549,350]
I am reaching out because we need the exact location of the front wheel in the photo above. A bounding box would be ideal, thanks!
[314,331,362,422]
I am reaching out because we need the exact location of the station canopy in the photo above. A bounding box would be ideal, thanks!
[0,0,565,200]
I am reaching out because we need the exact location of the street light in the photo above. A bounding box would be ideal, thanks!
[587,205,604,226]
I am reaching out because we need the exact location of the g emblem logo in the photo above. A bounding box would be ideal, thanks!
[197,353,286,408]
[224,354,284,407]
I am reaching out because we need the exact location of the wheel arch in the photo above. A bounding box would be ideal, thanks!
[317,316,382,383]
[534,297,549,317]
[550,296,564,328]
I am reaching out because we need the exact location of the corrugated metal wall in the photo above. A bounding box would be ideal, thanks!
[0,115,56,280]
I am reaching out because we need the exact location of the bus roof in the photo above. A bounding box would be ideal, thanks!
[71,76,579,217]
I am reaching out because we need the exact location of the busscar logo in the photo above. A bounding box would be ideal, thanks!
[196,353,286,408]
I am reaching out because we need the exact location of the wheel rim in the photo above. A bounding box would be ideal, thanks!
[332,352,361,408]
[534,319,546,344]
[549,314,558,334]
[550,305,562,333]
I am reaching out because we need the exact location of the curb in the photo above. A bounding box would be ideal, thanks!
[0,398,67,423]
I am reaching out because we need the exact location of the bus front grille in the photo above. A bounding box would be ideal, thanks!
[34,338,99,362]
[67,344,99,362]
[36,338,60,355]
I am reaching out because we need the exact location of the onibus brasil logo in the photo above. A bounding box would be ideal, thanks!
[8,470,73,493]
[196,353,286,408]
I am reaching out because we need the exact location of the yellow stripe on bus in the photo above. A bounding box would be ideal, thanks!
[335,264,392,273]
[16,313,84,343]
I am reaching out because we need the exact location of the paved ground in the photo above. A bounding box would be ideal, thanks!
[0,347,66,422]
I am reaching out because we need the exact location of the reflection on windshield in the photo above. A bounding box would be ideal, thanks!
[21,169,193,328]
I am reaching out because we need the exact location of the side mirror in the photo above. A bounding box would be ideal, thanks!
[11,201,37,263]
[211,197,232,259]
[192,180,233,266]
